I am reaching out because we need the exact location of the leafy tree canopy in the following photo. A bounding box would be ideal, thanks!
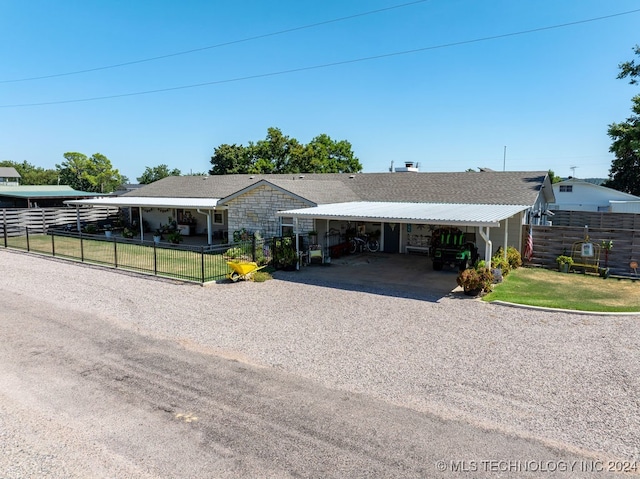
[603,45,640,196]
[137,164,181,184]
[0,160,58,185]
[56,152,125,193]
[209,127,362,175]
[548,169,562,183]
[617,44,640,85]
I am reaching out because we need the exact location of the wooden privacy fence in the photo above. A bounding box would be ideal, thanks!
[524,223,640,277]
[1,207,114,236]
[550,210,640,230]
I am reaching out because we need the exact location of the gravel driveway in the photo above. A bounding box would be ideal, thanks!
[2,249,639,464]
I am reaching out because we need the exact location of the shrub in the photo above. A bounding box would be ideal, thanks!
[506,246,522,269]
[491,255,511,276]
[456,266,494,294]
[225,244,252,260]
[251,271,272,282]
[232,228,250,242]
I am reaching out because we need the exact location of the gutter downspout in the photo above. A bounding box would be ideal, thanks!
[196,209,213,245]
[478,226,492,262]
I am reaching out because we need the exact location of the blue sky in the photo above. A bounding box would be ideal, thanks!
[1,0,639,182]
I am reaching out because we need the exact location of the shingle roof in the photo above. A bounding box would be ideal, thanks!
[0,167,21,178]
[125,171,549,206]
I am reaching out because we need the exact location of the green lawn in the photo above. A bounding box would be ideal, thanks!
[483,267,640,312]
[5,234,230,282]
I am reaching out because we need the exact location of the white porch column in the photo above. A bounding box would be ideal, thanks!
[503,217,508,259]
[75,206,81,231]
[294,217,300,270]
[138,207,144,240]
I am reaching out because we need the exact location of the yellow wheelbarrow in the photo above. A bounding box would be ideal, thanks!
[226,261,266,282]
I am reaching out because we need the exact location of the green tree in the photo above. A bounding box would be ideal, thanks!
[548,169,562,183]
[137,164,181,184]
[209,144,253,175]
[209,128,362,174]
[56,152,125,193]
[0,160,58,185]
[303,134,361,173]
[617,44,640,85]
[604,45,640,195]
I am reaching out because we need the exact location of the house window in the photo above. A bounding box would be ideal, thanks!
[213,211,223,224]
[281,216,294,236]
[559,185,573,192]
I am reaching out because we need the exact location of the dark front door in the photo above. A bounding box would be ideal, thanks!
[383,222,400,253]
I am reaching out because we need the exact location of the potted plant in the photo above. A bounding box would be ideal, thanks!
[122,227,135,239]
[153,228,163,243]
[456,266,493,296]
[103,224,113,238]
[556,255,573,273]
[166,230,183,244]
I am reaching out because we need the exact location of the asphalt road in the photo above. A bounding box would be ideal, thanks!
[0,292,624,478]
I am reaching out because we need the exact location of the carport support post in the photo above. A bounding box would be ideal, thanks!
[503,217,508,259]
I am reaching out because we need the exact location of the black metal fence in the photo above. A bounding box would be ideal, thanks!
[0,226,291,284]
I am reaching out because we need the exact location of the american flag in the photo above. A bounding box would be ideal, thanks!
[523,225,534,261]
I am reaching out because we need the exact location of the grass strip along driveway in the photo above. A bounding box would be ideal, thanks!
[5,233,231,283]
[484,267,640,313]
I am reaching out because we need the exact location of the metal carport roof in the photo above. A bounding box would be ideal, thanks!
[277,201,530,227]
[65,196,220,209]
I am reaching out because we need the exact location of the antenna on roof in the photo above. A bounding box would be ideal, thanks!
[389,160,394,172]
[503,146,507,171]
[570,165,577,177]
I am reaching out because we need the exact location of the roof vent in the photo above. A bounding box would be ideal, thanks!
[394,162,420,173]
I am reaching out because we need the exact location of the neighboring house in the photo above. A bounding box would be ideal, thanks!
[0,185,105,208]
[550,178,640,213]
[67,170,554,262]
[0,167,21,186]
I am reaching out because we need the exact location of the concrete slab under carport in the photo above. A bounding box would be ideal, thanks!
[273,253,467,302]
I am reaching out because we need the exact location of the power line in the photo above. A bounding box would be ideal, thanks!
[2,7,639,108]
[0,0,430,84]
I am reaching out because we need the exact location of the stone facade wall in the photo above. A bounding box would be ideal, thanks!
[225,185,314,237]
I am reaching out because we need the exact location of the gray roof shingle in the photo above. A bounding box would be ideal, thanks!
[125,171,549,206]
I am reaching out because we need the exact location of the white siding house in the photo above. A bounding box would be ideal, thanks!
[550,179,640,213]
